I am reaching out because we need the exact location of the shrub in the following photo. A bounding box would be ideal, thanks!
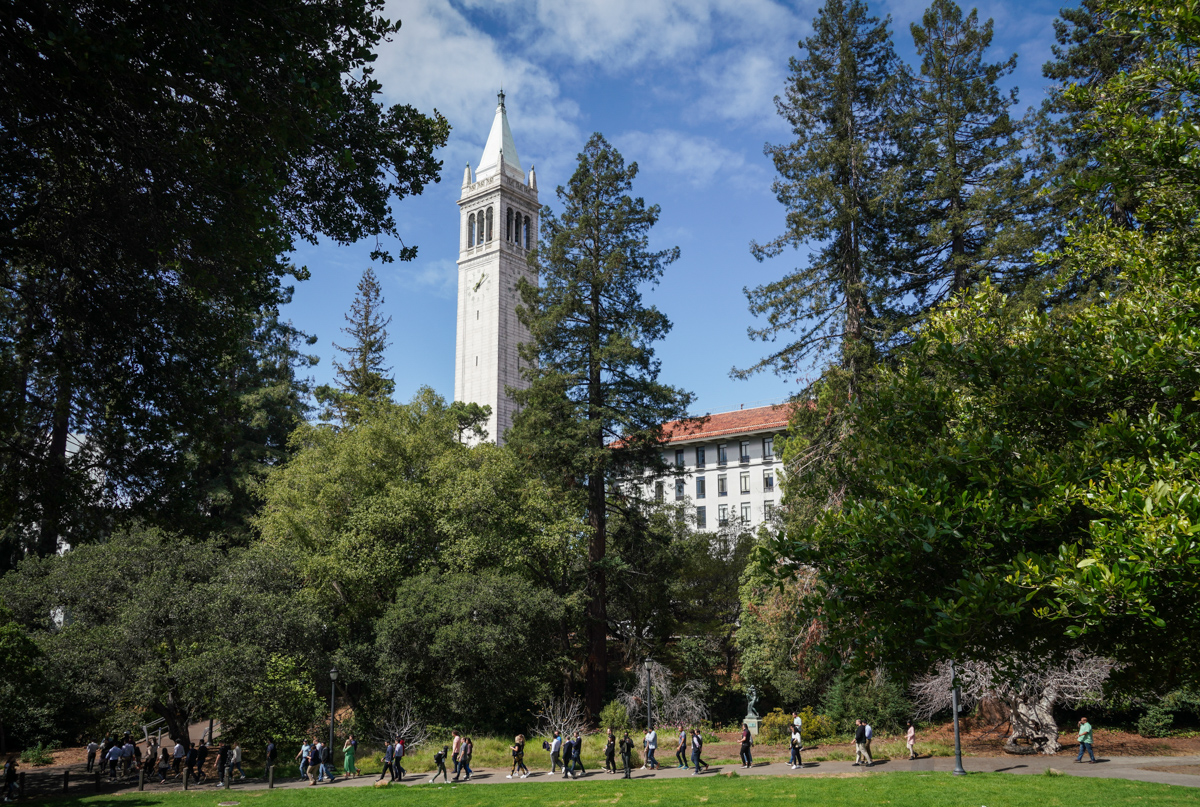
[1137,705,1174,738]
[599,700,631,732]
[755,706,834,744]
[20,742,56,766]
[822,673,911,734]
[757,708,792,743]
[798,706,835,743]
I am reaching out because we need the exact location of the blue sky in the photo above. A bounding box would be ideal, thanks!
[286,0,1070,417]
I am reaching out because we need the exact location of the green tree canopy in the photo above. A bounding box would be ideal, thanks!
[316,266,396,423]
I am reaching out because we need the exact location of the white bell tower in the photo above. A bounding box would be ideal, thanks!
[454,91,539,444]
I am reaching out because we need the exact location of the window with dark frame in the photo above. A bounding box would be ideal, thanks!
[718,504,728,527]
[718,443,728,465]
[739,440,750,463]
[675,449,685,467]
[696,506,707,530]
[764,470,774,491]
[740,471,750,494]
[717,474,727,496]
[696,477,706,499]
[695,446,706,468]
[675,479,685,500]
[763,436,774,459]
[655,481,664,502]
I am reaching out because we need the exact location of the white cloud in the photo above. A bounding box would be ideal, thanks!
[393,256,459,299]
[614,129,768,190]
[377,1,582,181]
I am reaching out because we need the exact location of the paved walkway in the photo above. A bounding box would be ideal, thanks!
[38,754,1198,798]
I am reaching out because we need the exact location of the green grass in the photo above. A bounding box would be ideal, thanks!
[33,772,1200,807]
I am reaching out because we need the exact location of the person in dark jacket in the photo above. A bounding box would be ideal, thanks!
[619,732,635,779]
[430,746,450,784]
[604,730,617,773]
[853,720,872,767]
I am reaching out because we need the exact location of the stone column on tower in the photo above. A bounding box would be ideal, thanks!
[454,92,539,445]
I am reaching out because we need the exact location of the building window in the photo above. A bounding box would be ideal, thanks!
[696,506,707,529]
[655,481,664,502]
[675,479,685,500]
[468,213,476,246]
[764,470,775,491]
[523,215,531,246]
[764,501,775,518]
[675,449,685,468]
[717,474,727,496]
[740,440,751,463]
[717,504,729,527]
[486,207,494,241]
[695,446,706,468]
[763,436,774,460]
[740,502,751,524]
[507,207,513,241]
[696,477,706,499]
[718,443,728,465]
[740,471,751,494]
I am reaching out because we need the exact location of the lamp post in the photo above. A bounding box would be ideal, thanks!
[950,660,966,776]
[644,657,653,731]
[328,669,338,757]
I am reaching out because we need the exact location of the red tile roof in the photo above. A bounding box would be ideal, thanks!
[661,403,799,444]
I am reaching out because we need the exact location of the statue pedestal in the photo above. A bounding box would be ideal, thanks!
[745,718,760,737]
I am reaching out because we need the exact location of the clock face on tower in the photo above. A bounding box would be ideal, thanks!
[473,272,488,293]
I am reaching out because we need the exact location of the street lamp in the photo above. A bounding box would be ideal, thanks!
[644,657,653,731]
[950,660,966,776]
[328,669,338,758]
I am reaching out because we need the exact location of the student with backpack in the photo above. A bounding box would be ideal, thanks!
[507,735,528,779]
[548,731,563,774]
[568,733,585,778]
[430,746,450,784]
[690,729,709,775]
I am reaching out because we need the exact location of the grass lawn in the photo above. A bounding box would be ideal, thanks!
[37,772,1200,807]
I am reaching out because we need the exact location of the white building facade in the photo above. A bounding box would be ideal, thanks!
[454,92,539,445]
[644,404,793,532]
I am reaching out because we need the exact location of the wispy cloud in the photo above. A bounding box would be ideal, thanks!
[615,129,769,190]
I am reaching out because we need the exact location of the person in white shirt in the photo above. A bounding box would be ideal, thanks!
[864,723,874,758]
[549,731,563,774]
[643,728,658,770]
[105,744,122,780]
[86,741,99,773]
[172,742,184,776]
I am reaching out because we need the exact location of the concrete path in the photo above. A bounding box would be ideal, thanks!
[47,754,1194,798]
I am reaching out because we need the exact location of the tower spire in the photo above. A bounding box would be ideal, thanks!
[476,90,522,179]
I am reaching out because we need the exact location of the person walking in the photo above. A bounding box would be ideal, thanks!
[319,741,335,783]
[569,733,585,778]
[643,726,658,770]
[265,739,278,779]
[459,737,474,781]
[550,731,563,774]
[451,731,463,780]
[560,735,574,779]
[378,741,393,782]
[430,746,450,784]
[619,732,634,779]
[215,741,229,786]
[304,741,318,785]
[789,725,803,769]
[1076,717,1096,763]
[343,737,356,779]
[690,729,709,775]
[106,742,122,780]
[793,712,803,735]
[507,734,528,779]
[864,721,874,760]
[852,720,872,767]
[298,739,313,781]
[172,741,185,776]
[906,721,917,760]
[157,749,172,784]
[675,725,689,769]
[86,739,99,773]
[739,723,753,768]
[604,729,617,774]
[228,743,245,780]
[398,739,412,782]
[3,756,17,803]
[121,740,136,778]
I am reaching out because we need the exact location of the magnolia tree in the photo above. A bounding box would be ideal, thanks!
[911,651,1114,754]
[618,661,708,728]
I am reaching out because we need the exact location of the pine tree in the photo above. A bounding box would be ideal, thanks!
[892,0,1048,307]
[741,0,904,389]
[509,134,694,719]
[316,267,395,423]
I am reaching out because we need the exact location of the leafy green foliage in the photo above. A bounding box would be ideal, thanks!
[821,673,912,734]
[220,654,323,751]
[373,572,565,731]
[599,700,632,731]
[0,0,448,563]
[316,267,396,424]
[0,600,43,751]
[1137,705,1174,738]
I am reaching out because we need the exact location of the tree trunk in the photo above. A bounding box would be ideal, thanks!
[38,368,73,557]
[1004,690,1062,755]
[584,281,608,722]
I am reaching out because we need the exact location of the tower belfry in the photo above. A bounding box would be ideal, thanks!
[454,92,539,444]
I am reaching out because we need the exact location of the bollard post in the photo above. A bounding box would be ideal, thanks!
[224,769,231,790]
[64,769,70,794]
[268,765,274,789]
[139,766,145,791]
[183,769,189,791]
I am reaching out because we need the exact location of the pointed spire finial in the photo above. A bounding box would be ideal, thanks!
[497,88,505,108]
